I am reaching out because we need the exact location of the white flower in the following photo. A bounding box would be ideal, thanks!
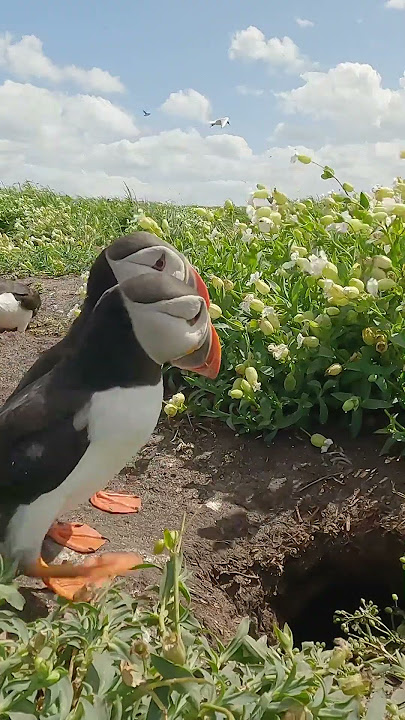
[240,294,255,313]
[248,272,261,286]
[366,278,379,297]
[321,438,333,453]
[268,343,289,361]
[297,332,304,348]
[305,250,328,277]
[328,222,349,234]
[258,218,273,233]
[246,205,255,221]
[282,251,299,271]
[209,227,219,240]
[251,381,261,392]
[241,229,253,244]
[290,153,298,163]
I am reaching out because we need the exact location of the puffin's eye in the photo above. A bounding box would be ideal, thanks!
[187,305,203,326]
[153,254,166,271]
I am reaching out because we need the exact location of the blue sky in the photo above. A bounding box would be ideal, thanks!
[0,0,404,203]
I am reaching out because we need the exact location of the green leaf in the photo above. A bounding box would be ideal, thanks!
[361,399,392,409]
[391,331,405,348]
[365,690,386,719]
[0,584,25,610]
[359,191,370,209]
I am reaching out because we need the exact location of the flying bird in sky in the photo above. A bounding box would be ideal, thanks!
[210,117,230,128]
[143,110,151,117]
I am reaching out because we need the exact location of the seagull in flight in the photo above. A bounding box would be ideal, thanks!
[143,110,151,117]
[210,117,230,128]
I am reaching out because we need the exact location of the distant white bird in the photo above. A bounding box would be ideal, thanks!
[143,110,151,117]
[210,117,230,128]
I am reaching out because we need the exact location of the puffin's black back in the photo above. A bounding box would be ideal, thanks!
[0,283,160,510]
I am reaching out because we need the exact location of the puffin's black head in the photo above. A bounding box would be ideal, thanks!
[85,232,210,311]
[118,272,221,380]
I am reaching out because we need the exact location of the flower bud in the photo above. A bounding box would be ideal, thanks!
[164,403,178,417]
[273,189,288,205]
[162,631,186,665]
[223,278,234,291]
[348,278,364,292]
[339,673,369,696]
[259,319,274,335]
[211,275,224,290]
[303,336,319,348]
[224,199,233,210]
[326,363,343,376]
[229,389,243,399]
[209,303,222,320]
[255,279,271,295]
[369,266,386,280]
[284,373,296,392]
[235,363,247,375]
[329,648,348,669]
[250,298,265,313]
[255,206,272,219]
[342,182,354,193]
[326,306,340,316]
[311,433,327,448]
[320,215,335,226]
[269,211,282,225]
[240,379,252,394]
[132,640,150,659]
[245,366,258,385]
[373,211,388,222]
[377,277,396,291]
[374,187,394,201]
[253,188,269,199]
[291,245,307,257]
[297,154,312,164]
[375,336,388,353]
[161,219,170,233]
[232,378,243,390]
[342,399,355,412]
[343,285,360,299]
[154,539,166,554]
[392,204,405,218]
[195,207,207,217]
[373,254,392,270]
[348,218,363,232]
[362,327,376,345]
[322,262,339,281]
[171,393,185,407]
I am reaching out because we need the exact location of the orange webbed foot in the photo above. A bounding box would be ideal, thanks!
[46,522,107,553]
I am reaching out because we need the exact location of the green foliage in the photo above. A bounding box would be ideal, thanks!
[1,523,401,720]
[2,167,405,450]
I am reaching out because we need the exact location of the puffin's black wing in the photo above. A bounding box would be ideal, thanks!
[0,372,90,504]
[6,338,71,403]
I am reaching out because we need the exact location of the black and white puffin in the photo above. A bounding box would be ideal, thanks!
[0,271,221,598]
[6,232,209,401]
[0,280,41,332]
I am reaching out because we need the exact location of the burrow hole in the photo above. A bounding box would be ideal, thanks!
[267,529,405,646]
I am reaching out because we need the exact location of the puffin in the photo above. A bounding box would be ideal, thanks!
[6,232,209,401]
[0,280,41,332]
[0,271,221,598]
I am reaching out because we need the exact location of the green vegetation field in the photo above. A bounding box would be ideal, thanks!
[2,156,405,718]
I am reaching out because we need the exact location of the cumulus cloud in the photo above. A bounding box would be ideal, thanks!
[295,18,315,28]
[236,85,264,96]
[0,33,124,93]
[160,88,212,123]
[385,0,405,8]
[277,62,405,143]
[229,25,316,74]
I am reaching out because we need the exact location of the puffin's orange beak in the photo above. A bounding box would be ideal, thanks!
[190,267,210,308]
[191,323,221,379]
[173,321,221,379]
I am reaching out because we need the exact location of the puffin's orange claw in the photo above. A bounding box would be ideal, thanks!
[90,491,141,514]
[27,552,143,601]
[46,522,107,553]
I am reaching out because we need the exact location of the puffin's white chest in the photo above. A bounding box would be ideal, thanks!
[0,293,33,332]
[4,382,163,564]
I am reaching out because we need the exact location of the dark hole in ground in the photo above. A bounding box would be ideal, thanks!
[261,529,405,647]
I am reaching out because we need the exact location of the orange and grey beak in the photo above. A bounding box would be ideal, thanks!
[172,322,221,380]
[189,266,210,308]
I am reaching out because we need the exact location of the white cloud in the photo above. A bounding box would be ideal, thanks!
[0,33,124,93]
[295,18,315,28]
[229,25,316,74]
[160,88,212,123]
[277,62,405,143]
[236,85,264,96]
[385,0,405,8]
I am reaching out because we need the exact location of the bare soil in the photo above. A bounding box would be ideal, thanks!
[2,277,405,645]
